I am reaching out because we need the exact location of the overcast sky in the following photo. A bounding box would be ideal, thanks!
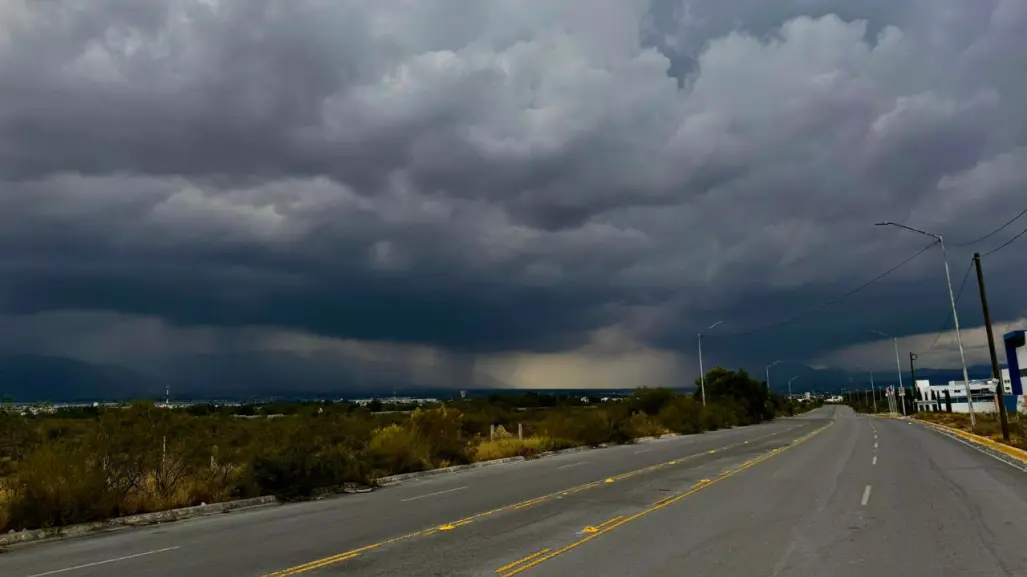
[0,0,1025,390]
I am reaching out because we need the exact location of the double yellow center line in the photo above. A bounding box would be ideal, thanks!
[495,423,831,576]
[494,549,551,574]
[263,423,813,576]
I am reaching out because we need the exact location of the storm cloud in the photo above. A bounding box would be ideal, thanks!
[1,0,1025,390]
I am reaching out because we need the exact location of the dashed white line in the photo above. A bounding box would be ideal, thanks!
[634,449,653,454]
[556,461,588,470]
[872,455,877,465]
[26,547,180,577]
[861,485,873,506]
[400,486,468,502]
[874,442,878,449]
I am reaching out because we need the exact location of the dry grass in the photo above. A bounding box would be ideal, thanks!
[120,473,232,514]
[472,437,555,461]
[914,412,1027,451]
[0,479,10,531]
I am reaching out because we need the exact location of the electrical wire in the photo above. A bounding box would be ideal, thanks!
[709,240,938,340]
[921,259,974,354]
[953,206,1027,247]
[982,222,1027,256]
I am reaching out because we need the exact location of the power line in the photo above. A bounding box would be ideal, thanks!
[918,212,1025,353]
[921,259,974,354]
[710,241,938,340]
[982,222,1027,256]
[953,206,1027,247]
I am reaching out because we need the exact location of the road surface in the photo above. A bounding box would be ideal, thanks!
[3,406,1027,576]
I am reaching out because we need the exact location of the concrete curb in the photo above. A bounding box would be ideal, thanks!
[0,495,278,548]
[633,433,680,443]
[537,445,593,458]
[917,419,1027,470]
[375,456,526,486]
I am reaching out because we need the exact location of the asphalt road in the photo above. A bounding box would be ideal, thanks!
[3,406,1027,576]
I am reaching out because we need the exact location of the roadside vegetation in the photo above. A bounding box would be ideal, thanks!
[0,367,819,533]
[913,412,1027,452]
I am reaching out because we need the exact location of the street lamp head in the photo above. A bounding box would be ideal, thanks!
[874,220,942,242]
[870,329,891,338]
[708,320,727,330]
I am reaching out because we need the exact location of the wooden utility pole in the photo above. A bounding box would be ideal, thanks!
[973,252,1010,441]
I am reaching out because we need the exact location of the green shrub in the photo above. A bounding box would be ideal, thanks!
[249,443,363,501]
[366,424,431,476]
[658,397,704,435]
[622,412,665,439]
[410,407,468,466]
[539,409,620,446]
[4,442,122,530]
[701,403,737,431]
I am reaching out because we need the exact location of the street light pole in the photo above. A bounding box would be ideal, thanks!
[876,222,974,428]
[871,330,906,415]
[859,367,877,414]
[698,321,726,407]
[788,375,799,399]
[766,360,781,393]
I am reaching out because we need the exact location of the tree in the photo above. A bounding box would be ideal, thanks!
[626,387,676,416]
[694,367,772,424]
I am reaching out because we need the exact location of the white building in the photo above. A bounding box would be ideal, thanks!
[915,378,1001,414]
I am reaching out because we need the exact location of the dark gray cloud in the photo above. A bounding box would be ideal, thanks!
[0,0,1025,388]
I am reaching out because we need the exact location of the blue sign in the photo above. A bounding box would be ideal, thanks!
[1003,330,1026,397]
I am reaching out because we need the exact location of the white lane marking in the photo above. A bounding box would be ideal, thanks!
[874,442,878,449]
[872,455,877,465]
[634,449,653,454]
[861,485,872,506]
[26,547,180,577]
[556,461,588,469]
[400,486,468,502]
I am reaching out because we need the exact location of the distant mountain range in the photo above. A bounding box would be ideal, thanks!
[0,354,1006,403]
[732,362,999,394]
[759,361,998,392]
[0,353,507,402]
[0,355,159,402]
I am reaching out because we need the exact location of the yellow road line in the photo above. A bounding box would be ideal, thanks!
[262,423,812,576]
[582,515,624,533]
[652,495,675,507]
[496,424,831,577]
[513,496,549,509]
[267,553,360,577]
[494,549,551,573]
[597,515,624,529]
